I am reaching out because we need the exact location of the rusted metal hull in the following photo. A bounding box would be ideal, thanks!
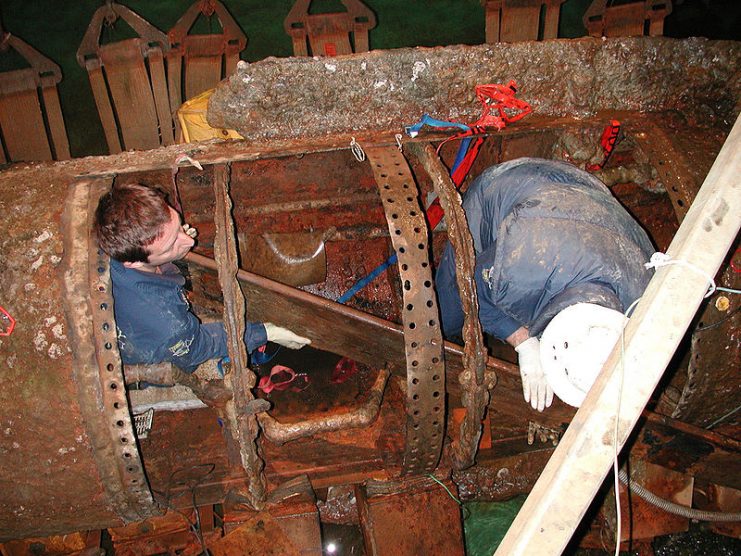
[0,36,738,544]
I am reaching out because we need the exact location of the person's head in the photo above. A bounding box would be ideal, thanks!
[539,303,628,407]
[94,183,194,271]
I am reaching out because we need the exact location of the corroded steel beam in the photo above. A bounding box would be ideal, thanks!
[407,142,489,471]
[259,367,390,445]
[212,163,266,509]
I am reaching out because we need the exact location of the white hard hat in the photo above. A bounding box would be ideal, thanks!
[540,303,628,408]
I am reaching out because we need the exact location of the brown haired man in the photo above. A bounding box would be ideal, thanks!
[94,183,310,392]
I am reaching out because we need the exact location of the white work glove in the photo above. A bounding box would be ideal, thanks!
[514,336,553,412]
[182,224,198,238]
[264,323,311,349]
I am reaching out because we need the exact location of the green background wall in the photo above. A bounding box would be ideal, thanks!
[1,0,738,157]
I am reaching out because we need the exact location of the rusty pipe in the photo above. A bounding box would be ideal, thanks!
[258,367,390,445]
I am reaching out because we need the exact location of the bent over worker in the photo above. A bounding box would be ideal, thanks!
[94,183,310,375]
[435,158,654,411]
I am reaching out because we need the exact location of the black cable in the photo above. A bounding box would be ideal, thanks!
[695,305,740,332]
[150,463,216,555]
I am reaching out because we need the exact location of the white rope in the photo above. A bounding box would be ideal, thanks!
[395,133,403,151]
[350,137,366,162]
[175,153,203,171]
[644,252,717,298]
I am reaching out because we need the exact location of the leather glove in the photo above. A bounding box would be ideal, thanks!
[264,323,311,349]
[182,224,197,238]
[514,336,553,412]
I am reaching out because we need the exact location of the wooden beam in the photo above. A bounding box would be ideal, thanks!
[495,114,741,555]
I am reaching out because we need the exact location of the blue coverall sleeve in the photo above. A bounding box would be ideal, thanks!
[145,282,267,372]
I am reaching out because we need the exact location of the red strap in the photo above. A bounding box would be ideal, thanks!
[0,306,15,337]
[331,357,359,384]
[257,365,310,393]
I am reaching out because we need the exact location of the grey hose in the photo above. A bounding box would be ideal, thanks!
[618,469,741,522]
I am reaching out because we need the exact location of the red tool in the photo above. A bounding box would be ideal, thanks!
[473,81,533,130]
[586,120,621,172]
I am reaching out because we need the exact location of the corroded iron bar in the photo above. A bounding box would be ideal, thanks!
[365,144,446,476]
[407,142,490,471]
[258,368,391,445]
[212,162,266,509]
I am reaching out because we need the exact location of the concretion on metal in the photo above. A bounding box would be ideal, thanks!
[208,38,740,142]
[365,145,445,476]
[258,367,390,445]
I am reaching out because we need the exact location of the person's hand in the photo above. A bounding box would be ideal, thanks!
[514,336,553,412]
[182,224,197,239]
[264,323,311,349]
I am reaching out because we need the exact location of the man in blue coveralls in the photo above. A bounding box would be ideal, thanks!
[436,158,654,411]
[94,183,310,399]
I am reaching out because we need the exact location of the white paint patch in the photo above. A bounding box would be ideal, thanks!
[52,323,65,340]
[44,316,57,327]
[411,60,428,82]
[34,331,48,352]
[48,343,63,359]
[34,230,52,243]
[31,256,44,271]
[324,63,337,73]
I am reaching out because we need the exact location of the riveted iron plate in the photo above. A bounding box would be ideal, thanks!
[365,145,445,476]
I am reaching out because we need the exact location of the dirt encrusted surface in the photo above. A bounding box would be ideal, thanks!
[208,37,740,141]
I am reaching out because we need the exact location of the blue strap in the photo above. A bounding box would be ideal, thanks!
[337,115,474,304]
[405,114,470,138]
[337,253,398,304]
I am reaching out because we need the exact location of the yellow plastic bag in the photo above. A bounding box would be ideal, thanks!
[176,89,243,143]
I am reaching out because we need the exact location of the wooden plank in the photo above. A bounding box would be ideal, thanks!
[100,40,161,151]
[185,55,223,100]
[542,1,561,39]
[147,48,175,146]
[85,61,122,154]
[484,2,502,43]
[167,52,183,118]
[0,90,52,161]
[40,84,71,160]
[495,113,741,555]
[185,252,513,401]
[501,6,540,42]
